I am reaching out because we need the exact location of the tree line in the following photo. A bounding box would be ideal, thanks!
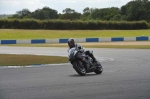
[8,0,150,22]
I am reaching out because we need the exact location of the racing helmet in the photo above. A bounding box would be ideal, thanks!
[68,38,75,48]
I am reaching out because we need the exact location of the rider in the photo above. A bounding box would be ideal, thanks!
[67,38,96,63]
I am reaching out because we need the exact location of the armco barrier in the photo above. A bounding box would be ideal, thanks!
[0,36,150,44]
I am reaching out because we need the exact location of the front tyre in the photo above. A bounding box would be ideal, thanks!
[73,61,86,76]
[94,61,103,74]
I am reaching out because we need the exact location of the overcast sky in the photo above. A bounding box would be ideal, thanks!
[0,0,132,14]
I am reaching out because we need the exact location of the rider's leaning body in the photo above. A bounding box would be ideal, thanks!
[67,38,96,62]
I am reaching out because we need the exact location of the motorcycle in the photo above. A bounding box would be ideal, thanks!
[68,47,103,76]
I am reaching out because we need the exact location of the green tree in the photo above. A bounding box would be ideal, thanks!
[10,9,31,19]
[62,8,75,14]
[81,7,92,20]
[59,8,81,20]
[120,0,150,22]
[31,7,58,20]
[90,7,120,20]
[111,14,122,21]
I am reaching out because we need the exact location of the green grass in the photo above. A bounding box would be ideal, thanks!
[0,54,68,66]
[0,29,150,40]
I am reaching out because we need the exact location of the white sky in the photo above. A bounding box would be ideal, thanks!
[0,0,132,14]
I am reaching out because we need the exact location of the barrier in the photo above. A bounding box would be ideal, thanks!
[0,36,150,44]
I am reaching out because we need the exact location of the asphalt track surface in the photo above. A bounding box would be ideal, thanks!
[0,46,150,99]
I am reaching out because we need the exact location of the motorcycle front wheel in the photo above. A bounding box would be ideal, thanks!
[73,61,86,76]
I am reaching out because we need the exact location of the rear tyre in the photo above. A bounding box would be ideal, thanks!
[73,61,86,76]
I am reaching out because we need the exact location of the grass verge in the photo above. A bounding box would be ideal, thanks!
[0,54,68,66]
[0,29,150,39]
